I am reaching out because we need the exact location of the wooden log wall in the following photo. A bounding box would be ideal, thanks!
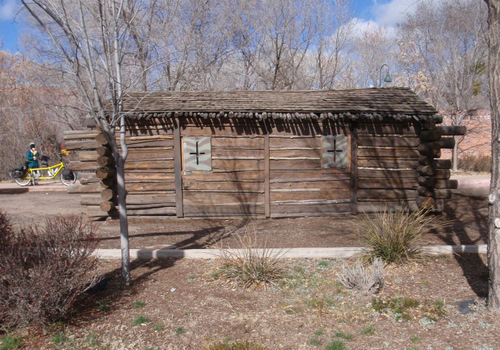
[356,123,420,212]
[64,117,460,219]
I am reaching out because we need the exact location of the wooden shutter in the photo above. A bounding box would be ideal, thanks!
[183,137,212,173]
[322,135,349,170]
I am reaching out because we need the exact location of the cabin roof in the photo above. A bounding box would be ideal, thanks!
[116,87,439,122]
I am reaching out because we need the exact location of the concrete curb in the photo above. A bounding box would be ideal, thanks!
[92,245,487,260]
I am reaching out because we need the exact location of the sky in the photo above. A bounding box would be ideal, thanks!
[0,0,418,54]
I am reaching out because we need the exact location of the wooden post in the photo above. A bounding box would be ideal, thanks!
[264,134,270,218]
[350,124,358,215]
[173,121,184,218]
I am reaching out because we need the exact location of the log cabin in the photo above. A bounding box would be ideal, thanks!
[64,88,464,220]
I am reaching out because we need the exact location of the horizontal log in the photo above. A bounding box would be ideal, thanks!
[212,137,264,149]
[80,151,98,162]
[438,138,455,149]
[63,130,99,140]
[433,189,452,199]
[437,125,466,135]
[183,204,264,217]
[126,193,176,205]
[183,181,264,192]
[270,159,322,171]
[95,134,108,145]
[435,159,452,169]
[417,176,436,187]
[97,146,111,157]
[417,142,441,157]
[126,183,176,192]
[269,149,321,159]
[96,166,116,179]
[419,129,441,142]
[65,140,99,151]
[128,207,177,216]
[416,196,435,208]
[270,202,351,215]
[358,189,418,200]
[357,136,420,147]
[100,201,116,212]
[418,187,434,197]
[269,137,320,149]
[417,165,435,176]
[358,178,417,189]
[271,180,351,190]
[435,169,451,179]
[358,159,417,168]
[126,139,174,148]
[213,159,263,171]
[126,150,174,161]
[183,192,264,205]
[358,148,419,158]
[271,189,350,202]
[67,182,101,194]
[101,188,116,201]
[124,160,174,170]
[435,179,458,189]
[80,194,102,205]
[100,177,115,188]
[184,171,264,182]
[358,201,418,213]
[69,162,99,171]
[86,206,109,219]
[126,203,176,210]
[358,169,417,178]
[271,170,349,182]
[97,155,114,167]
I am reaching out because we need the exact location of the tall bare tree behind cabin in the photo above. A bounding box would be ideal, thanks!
[397,0,488,170]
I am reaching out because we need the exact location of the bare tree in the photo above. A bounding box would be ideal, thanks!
[397,0,488,170]
[20,0,153,285]
[485,0,500,312]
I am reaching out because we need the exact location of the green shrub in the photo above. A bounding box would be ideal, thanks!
[458,154,491,172]
[0,214,99,328]
[325,340,346,350]
[358,206,439,264]
[0,335,23,350]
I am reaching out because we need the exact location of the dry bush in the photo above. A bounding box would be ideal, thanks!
[0,214,99,328]
[459,154,492,173]
[358,206,440,264]
[214,229,285,289]
[338,258,384,294]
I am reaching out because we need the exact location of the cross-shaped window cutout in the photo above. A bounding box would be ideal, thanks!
[322,135,348,170]
[189,141,206,165]
[327,139,344,163]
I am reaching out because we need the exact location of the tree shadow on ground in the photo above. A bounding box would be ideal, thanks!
[432,194,489,298]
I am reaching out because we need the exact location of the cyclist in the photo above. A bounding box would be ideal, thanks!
[26,142,40,184]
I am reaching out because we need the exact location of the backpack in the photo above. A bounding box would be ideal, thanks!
[11,164,28,178]
[62,168,74,180]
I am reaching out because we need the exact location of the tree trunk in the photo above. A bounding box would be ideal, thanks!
[486,0,500,312]
[452,135,459,171]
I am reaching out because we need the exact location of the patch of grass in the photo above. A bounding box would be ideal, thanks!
[318,260,329,268]
[406,347,419,350]
[133,315,150,325]
[314,329,325,336]
[188,275,197,281]
[0,335,23,350]
[310,338,321,346]
[362,325,375,335]
[334,331,354,340]
[133,300,146,308]
[153,323,164,331]
[97,299,110,312]
[51,332,68,345]
[204,340,268,350]
[325,340,346,350]
[411,336,421,343]
[358,205,441,264]
[372,297,420,321]
[84,332,99,346]
[174,327,186,335]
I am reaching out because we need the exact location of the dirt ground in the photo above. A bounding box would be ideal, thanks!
[0,185,496,349]
[0,188,489,250]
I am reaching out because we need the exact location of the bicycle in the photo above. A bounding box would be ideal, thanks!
[11,150,78,187]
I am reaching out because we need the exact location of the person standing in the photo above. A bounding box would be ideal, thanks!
[27,142,39,168]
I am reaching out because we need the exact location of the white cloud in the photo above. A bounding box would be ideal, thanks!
[371,0,419,27]
[0,0,18,21]
[347,17,396,40]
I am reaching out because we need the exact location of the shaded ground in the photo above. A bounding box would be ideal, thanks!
[0,188,488,249]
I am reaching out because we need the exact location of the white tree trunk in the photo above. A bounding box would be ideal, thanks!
[486,0,500,312]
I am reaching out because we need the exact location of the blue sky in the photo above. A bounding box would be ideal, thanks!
[0,0,418,54]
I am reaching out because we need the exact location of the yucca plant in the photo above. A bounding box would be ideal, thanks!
[358,205,440,264]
